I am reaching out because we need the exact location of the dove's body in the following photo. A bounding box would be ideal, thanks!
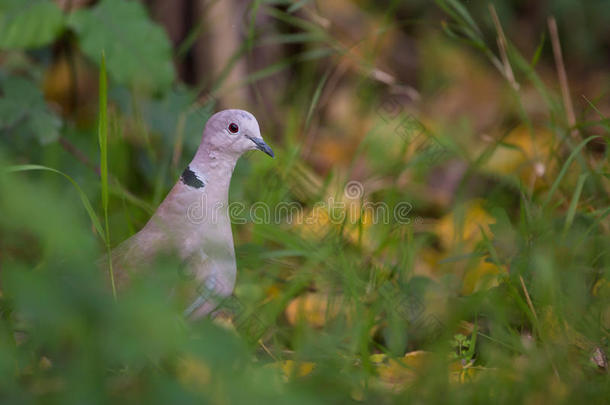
[109,109,273,319]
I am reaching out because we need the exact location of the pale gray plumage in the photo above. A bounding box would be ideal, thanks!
[109,109,273,319]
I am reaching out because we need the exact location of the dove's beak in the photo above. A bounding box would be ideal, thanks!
[247,136,274,158]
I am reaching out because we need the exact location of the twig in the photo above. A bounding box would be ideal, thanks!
[548,17,579,139]
[519,275,540,326]
[489,4,519,91]
[58,136,100,175]
[519,275,560,379]
[57,135,155,214]
[259,339,278,361]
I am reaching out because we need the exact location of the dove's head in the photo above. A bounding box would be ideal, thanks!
[200,109,274,159]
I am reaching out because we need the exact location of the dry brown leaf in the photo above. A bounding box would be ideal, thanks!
[372,351,487,391]
[43,54,97,120]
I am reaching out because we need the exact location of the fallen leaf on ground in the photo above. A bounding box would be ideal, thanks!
[285,292,343,327]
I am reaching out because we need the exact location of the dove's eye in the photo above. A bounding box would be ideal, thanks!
[228,123,239,133]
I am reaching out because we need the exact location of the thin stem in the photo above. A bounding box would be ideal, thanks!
[548,16,579,139]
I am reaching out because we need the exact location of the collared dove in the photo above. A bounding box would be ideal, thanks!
[107,109,273,319]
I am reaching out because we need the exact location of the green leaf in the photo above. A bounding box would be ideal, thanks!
[438,0,481,36]
[0,76,61,144]
[0,0,64,49]
[68,0,175,92]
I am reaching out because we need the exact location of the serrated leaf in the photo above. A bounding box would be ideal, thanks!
[0,76,61,144]
[68,0,175,92]
[0,0,64,49]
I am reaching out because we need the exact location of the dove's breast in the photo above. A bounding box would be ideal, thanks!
[107,163,238,317]
[152,180,233,256]
[153,180,237,319]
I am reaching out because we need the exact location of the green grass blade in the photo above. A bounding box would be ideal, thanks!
[246,0,264,51]
[443,0,481,35]
[98,51,116,300]
[541,135,598,210]
[99,54,108,215]
[260,32,326,46]
[304,68,330,131]
[478,225,502,267]
[237,48,333,89]
[465,321,477,360]
[562,173,588,236]
[5,164,105,243]
[530,32,546,67]
[287,0,311,13]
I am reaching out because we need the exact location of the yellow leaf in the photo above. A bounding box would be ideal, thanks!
[375,351,431,391]
[369,353,387,364]
[435,199,495,250]
[449,361,483,384]
[461,259,506,295]
[482,125,555,186]
[294,205,332,239]
[39,356,52,371]
[266,360,315,380]
[292,190,374,249]
[263,284,282,304]
[177,356,211,387]
[592,278,610,298]
[285,293,342,327]
[43,54,97,120]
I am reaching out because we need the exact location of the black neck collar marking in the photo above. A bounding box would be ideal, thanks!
[181,166,205,189]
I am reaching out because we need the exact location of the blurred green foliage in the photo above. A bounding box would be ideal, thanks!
[0,0,64,49]
[0,76,62,144]
[1,0,609,404]
[68,0,175,92]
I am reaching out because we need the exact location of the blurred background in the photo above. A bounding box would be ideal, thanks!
[1,0,609,403]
